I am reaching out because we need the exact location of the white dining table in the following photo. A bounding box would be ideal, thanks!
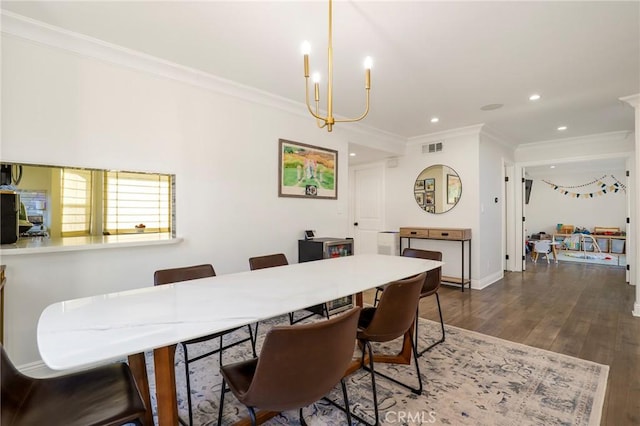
[38,253,442,425]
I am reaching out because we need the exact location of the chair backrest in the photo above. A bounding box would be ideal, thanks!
[359,272,425,343]
[248,253,288,271]
[239,306,360,411]
[402,248,442,296]
[533,240,551,253]
[154,264,215,286]
[1,344,32,424]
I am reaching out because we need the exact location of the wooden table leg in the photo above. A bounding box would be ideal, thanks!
[128,353,154,426]
[154,345,178,426]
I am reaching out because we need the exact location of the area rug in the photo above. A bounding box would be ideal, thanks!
[140,314,608,426]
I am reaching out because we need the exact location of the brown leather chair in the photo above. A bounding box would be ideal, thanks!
[248,253,330,324]
[217,307,361,425]
[358,272,425,425]
[1,344,146,426]
[154,263,256,426]
[374,248,445,357]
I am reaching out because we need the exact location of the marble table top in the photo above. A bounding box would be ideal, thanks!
[38,254,442,370]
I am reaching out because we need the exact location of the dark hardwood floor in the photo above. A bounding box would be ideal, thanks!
[365,260,639,425]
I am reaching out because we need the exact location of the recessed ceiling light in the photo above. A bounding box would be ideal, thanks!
[557,126,568,131]
[529,94,541,101]
[480,103,503,111]
[430,117,439,123]
[349,152,356,157]
[550,165,556,169]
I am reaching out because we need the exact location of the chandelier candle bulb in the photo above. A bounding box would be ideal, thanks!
[301,0,372,132]
[302,41,311,77]
[364,57,372,89]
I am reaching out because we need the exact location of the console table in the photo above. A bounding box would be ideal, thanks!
[399,227,472,292]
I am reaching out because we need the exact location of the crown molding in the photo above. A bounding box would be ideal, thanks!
[1,11,405,146]
[406,124,484,146]
[620,93,640,108]
[516,130,633,151]
[479,125,517,150]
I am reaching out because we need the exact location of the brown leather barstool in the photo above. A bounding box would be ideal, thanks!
[358,272,425,425]
[1,344,146,426]
[217,307,361,426]
[374,248,445,357]
[154,263,257,426]
[249,253,330,324]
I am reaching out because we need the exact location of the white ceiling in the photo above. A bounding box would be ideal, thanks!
[2,1,639,164]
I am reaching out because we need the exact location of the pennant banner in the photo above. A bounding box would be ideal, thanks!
[543,175,625,198]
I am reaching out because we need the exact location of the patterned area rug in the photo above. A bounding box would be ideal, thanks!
[142,314,608,425]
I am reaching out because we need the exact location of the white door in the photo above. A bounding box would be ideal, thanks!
[350,163,385,255]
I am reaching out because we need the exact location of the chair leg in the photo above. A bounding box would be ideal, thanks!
[323,303,331,320]
[417,293,446,357]
[340,378,353,425]
[217,378,226,426]
[364,341,380,426]
[299,407,308,426]
[183,344,195,426]
[248,323,257,358]
[362,336,423,396]
[373,288,382,307]
[247,407,257,426]
[288,312,295,325]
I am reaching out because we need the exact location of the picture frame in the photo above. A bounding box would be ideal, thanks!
[425,178,435,192]
[425,191,435,206]
[278,139,338,199]
[415,192,425,206]
[425,205,435,213]
[447,173,461,204]
[414,180,425,191]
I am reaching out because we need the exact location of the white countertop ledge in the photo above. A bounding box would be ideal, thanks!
[0,233,182,255]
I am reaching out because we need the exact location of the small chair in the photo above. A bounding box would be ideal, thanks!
[374,249,444,356]
[154,264,257,426]
[217,307,361,426]
[358,272,426,425]
[1,344,146,426]
[248,253,330,324]
[532,240,552,264]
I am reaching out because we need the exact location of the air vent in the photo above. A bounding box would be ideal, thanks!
[422,141,443,154]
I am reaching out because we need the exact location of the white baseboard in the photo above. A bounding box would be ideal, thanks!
[473,271,504,290]
[633,302,640,317]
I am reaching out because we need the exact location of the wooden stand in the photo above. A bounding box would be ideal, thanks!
[399,227,472,291]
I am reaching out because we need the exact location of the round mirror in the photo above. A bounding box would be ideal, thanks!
[413,164,461,213]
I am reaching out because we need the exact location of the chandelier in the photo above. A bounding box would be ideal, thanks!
[302,0,372,132]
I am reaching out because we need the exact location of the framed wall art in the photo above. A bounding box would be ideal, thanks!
[425,191,435,206]
[278,139,338,199]
[425,178,435,192]
[447,173,461,204]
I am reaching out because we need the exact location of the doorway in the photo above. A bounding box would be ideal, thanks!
[349,163,385,255]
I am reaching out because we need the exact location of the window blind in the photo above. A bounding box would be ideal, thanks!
[103,171,171,234]
[61,168,93,236]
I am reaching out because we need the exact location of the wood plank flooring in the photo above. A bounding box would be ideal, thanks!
[364,261,639,425]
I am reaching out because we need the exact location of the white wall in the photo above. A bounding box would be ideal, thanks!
[525,170,627,237]
[0,31,390,365]
[479,131,515,283]
[384,126,483,285]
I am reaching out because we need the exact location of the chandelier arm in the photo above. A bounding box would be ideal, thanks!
[333,91,371,123]
[315,101,327,128]
[304,77,328,122]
